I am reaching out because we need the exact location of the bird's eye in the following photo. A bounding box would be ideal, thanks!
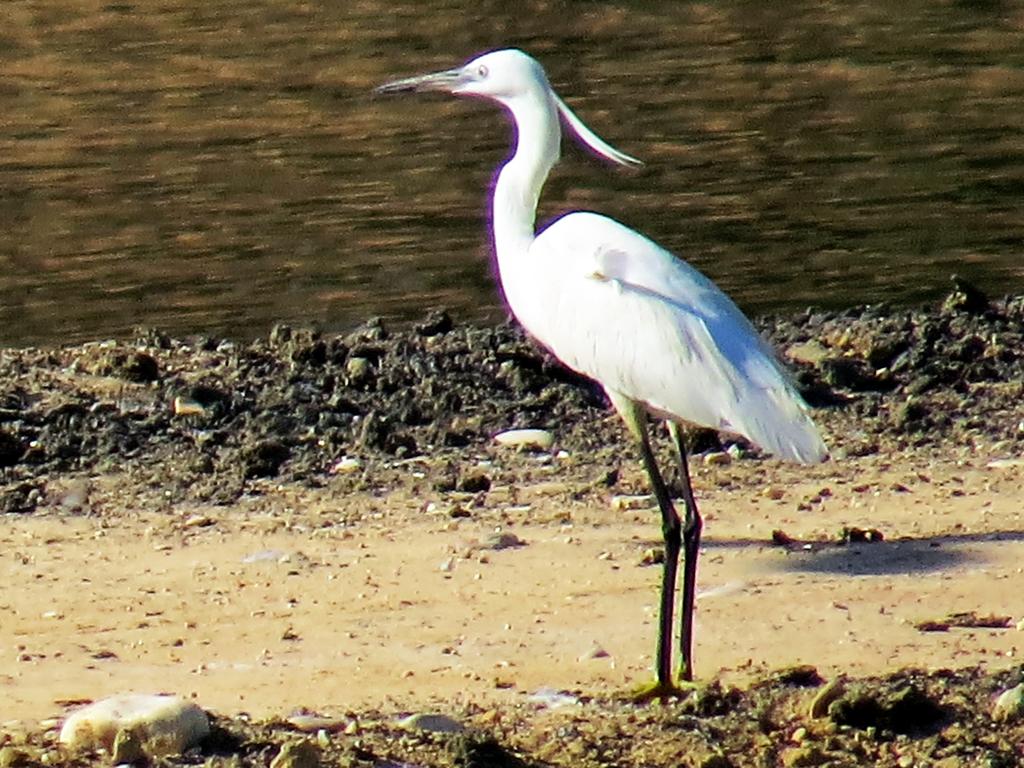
[477,64,489,78]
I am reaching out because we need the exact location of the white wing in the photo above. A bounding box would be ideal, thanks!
[503,212,827,464]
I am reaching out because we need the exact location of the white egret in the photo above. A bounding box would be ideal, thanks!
[377,49,827,697]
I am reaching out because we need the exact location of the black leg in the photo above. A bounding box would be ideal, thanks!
[668,422,703,682]
[635,418,681,688]
[607,393,691,698]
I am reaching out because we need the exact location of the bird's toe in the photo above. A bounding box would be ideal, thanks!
[625,679,699,704]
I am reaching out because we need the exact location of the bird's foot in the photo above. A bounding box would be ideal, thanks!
[626,678,699,704]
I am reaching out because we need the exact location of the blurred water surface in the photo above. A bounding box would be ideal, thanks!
[2,0,1024,345]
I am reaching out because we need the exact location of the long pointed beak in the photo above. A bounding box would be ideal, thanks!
[375,68,463,95]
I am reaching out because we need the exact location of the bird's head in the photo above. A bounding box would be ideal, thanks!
[377,49,642,168]
[376,49,548,104]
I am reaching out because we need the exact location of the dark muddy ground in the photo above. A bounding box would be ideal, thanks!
[2,280,1023,515]
[3,284,1024,766]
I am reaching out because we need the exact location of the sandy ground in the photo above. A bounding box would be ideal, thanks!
[4,443,1022,729]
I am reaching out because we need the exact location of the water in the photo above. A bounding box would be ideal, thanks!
[2,0,1024,346]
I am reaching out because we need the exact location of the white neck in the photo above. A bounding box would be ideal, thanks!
[491,91,561,280]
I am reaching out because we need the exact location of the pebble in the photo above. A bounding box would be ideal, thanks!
[59,694,210,757]
[285,715,347,733]
[345,357,372,385]
[785,340,832,366]
[171,396,206,417]
[398,713,465,733]
[577,643,610,661]
[493,428,554,451]
[270,740,321,768]
[483,532,526,550]
[702,451,732,466]
[611,494,655,511]
[639,547,664,566]
[330,456,362,474]
[992,683,1024,722]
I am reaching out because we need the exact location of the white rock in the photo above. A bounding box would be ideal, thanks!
[285,714,346,733]
[330,457,362,474]
[611,494,655,511]
[493,429,554,451]
[398,712,465,733]
[993,683,1024,722]
[59,694,209,756]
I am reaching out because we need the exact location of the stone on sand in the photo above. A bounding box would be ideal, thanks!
[992,683,1024,723]
[398,712,465,733]
[493,428,554,451]
[59,693,209,757]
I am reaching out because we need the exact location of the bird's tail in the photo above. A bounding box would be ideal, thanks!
[737,386,828,465]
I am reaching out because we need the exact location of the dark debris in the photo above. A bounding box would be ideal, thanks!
[1,284,1023,507]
